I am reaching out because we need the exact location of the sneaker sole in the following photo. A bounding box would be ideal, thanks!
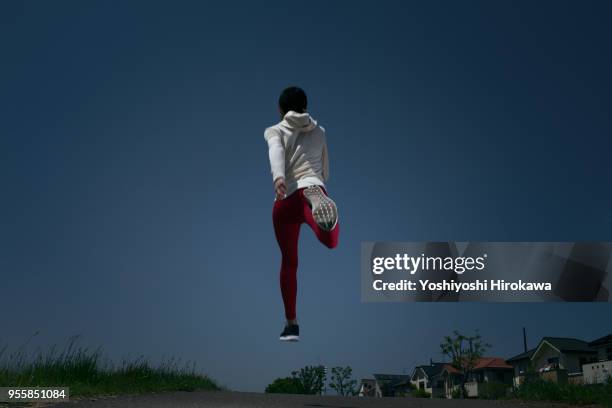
[279,335,300,341]
[303,186,338,231]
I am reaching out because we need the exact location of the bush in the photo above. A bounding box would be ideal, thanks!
[0,334,220,397]
[514,378,612,407]
[478,381,509,400]
[412,388,431,398]
[265,377,305,394]
[329,366,357,396]
[291,365,325,395]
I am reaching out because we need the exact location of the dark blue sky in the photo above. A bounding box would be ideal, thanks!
[1,1,611,392]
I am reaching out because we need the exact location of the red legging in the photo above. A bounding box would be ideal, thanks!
[272,186,339,320]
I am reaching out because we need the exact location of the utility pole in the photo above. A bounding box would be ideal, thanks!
[523,327,528,353]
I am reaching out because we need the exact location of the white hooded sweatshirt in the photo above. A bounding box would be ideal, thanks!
[264,111,329,196]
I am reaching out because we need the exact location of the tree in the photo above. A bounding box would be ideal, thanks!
[329,366,357,396]
[265,377,305,394]
[291,365,326,395]
[440,330,490,398]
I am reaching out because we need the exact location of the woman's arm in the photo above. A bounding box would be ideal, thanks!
[264,128,285,183]
[264,128,287,199]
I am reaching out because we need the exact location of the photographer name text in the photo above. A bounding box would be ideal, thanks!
[373,279,552,292]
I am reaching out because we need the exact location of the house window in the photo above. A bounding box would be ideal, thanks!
[547,357,559,364]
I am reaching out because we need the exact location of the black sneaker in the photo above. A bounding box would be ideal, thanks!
[279,324,300,341]
[303,185,338,231]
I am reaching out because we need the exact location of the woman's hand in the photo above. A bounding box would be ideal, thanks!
[274,177,287,200]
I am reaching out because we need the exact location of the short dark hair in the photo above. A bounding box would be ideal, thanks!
[279,86,307,115]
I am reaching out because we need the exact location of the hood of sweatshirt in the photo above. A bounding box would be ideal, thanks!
[281,111,317,132]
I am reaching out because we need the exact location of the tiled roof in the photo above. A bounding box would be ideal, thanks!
[420,363,446,377]
[542,337,595,353]
[441,364,461,374]
[373,374,411,381]
[440,358,511,375]
[508,336,597,363]
[473,357,512,370]
[589,334,612,347]
[507,348,536,362]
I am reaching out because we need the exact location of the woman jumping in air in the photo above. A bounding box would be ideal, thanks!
[264,86,340,342]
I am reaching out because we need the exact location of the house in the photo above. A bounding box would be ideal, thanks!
[439,358,513,399]
[439,364,463,398]
[507,337,599,385]
[358,378,381,397]
[583,360,612,385]
[583,334,612,384]
[463,357,513,397]
[372,374,412,397]
[531,337,597,375]
[506,348,536,387]
[410,362,446,398]
[589,334,612,362]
